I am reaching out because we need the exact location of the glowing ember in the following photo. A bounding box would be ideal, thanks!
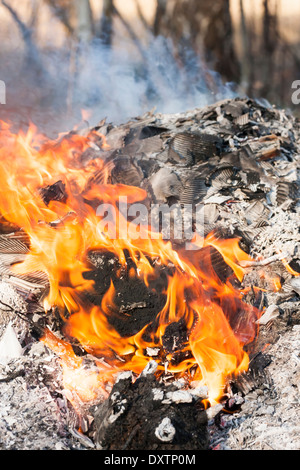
[0,120,262,405]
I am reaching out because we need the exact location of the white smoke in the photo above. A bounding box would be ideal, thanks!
[73,35,237,125]
[1,34,238,134]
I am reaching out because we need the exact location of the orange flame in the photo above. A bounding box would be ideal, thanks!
[41,328,115,408]
[0,121,263,405]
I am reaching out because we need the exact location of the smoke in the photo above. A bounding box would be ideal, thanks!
[70,35,238,124]
[1,34,238,134]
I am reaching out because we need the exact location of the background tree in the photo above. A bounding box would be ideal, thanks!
[1,0,300,132]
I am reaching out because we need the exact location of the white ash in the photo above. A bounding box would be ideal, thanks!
[209,325,300,450]
[115,370,133,383]
[110,391,121,404]
[152,388,164,401]
[206,404,224,422]
[152,382,208,403]
[190,382,209,398]
[290,278,300,296]
[0,281,27,314]
[140,360,158,376]
[256,305,280,325]
[0,281,29,341]
[108,398,127,424]
[0,384,66,450]
[0,322,23,365]
[146,347,160,357]
[162,389,194,404]
[0,339,89,450]
[154,417,176,442]
[250,209,300,261]
[191,387,209,400]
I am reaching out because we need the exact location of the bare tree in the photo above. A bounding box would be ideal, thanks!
[44,0,74,35]
[151,0,240,83]
[260,0,278,98]
[153,0,167,36]
[1,0,47,79]
[239,0,254,95]
[74,0,94,43]
[100,0,114,46]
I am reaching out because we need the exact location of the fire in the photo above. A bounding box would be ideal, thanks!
[41,328,115,408]
[0,120,262,406]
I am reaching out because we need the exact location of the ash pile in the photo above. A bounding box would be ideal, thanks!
[0,97,300,450]
[100,96,299,252]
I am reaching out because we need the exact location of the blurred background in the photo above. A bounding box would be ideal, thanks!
[0,0,300,134]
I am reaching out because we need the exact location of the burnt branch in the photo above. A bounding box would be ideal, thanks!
[1,0,34,44]
[1,0,47,78]
[43,0,74,35]
[0,299,45,337]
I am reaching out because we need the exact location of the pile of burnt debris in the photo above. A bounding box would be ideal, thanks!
[0,97,299,450]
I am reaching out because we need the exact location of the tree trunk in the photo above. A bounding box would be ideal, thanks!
[152,0,240,83]
[153,0,167,36]
[239,0,254,95]
[100,0,114,46]
[74,0,94,43]
[260,0,278,99]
